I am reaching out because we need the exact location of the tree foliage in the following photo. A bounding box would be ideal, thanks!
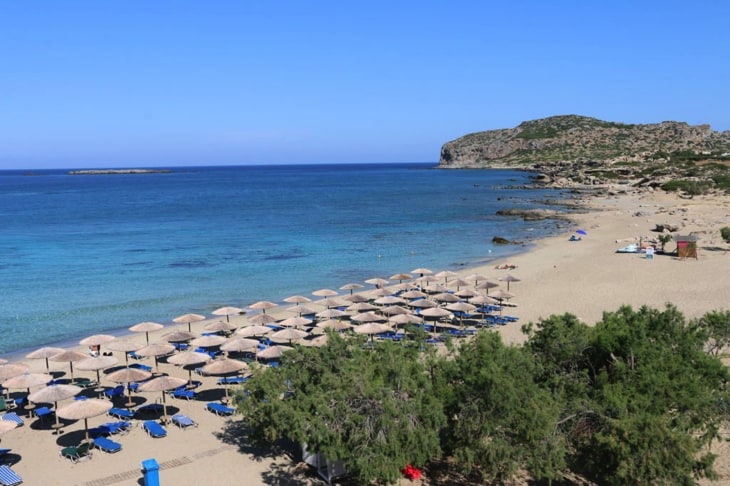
[437,331,566,484]
[234,305,729,485]
[237,332,445,484]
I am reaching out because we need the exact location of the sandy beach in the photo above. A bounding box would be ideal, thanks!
[2,186,729,486]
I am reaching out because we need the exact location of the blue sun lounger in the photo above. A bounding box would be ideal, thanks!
[143,420,167,438]
[108,408,135,420]
[93,436,122,453]
[171,414,198,429]
[172,388,197,400]
[206,402,235,416]
[0,465,23,486]
[1,413,23,427]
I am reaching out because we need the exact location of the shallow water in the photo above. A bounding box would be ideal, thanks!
[0,163,570,354]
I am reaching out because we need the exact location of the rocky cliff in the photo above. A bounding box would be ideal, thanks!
[439,115,730,192]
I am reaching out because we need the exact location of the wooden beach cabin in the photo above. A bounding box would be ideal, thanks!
[674,234,698,260]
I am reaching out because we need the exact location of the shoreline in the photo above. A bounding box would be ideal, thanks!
[3,186,730,485]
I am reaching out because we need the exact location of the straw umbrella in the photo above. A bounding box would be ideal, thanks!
[278,316,312,328]
[344,293,369,303]
[498,274,521,291]
[400,290,428,300]
[374,295,406,306]
[204,320,238,334]
[351,311,387,324]
[0,363,30,382]
[411,267,433,277]
[28,383,81,433]
[454,288,479,299]
[449,278,471,290]
[270,327,308,344]
[212,306,244,323]
[75,356,118,392]
[390,272,412,283]
[353,322,392,341]
[129,321,164,344]
[3,372,53,412]
[420,307,455,334]
[106,339,144,365]
[167,351,211,387]
[247,313,278,325]
[347,302,379,313]
[220,337,259,354]
[312,288,338,298]
[137,376,187,424]
[48,350,88,381]
[173,313,206,332]
[236,325,273,337]
[79,334,116,355]
[434,270,458,283]
[379,305,409,318]
[340,283,364,294]
[56,398,112,442]
[0,420,18,435]
[249,301,278,314]
[283,295,311,305]
[476,280,500,294]
[190,335,226,349]
[201,358,249,403]
[445,301,478,328]
[256,345,291,361]
[26,347,64,373]
[135,343,175,374]
[107,368,152,407]
[316,319,352,331]
[433,292,460,303]
[161,330,197,343]
[315,308,347,320]
[301,334,328,347]
[286,305,317,317]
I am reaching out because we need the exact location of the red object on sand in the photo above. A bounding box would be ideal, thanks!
[400,464,422,480]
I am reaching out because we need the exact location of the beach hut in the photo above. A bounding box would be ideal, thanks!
[675,234,698,260]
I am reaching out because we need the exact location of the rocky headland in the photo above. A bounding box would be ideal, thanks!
[439,115,730,196]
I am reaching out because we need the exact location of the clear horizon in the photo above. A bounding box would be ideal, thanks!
[2,1,729,170]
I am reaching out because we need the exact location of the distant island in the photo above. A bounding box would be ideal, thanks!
[68,169,172,175]
[439,114,730,194]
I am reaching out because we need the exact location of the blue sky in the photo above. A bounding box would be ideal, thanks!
[1,1,728,169]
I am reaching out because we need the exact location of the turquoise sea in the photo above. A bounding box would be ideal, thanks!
[0,163,571,355]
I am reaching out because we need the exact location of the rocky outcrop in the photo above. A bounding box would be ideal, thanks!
[439,115,727,168]
[439,115,730,192]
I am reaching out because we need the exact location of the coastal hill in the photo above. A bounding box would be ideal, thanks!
[439,115,730,191]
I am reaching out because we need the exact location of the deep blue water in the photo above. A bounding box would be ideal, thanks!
[0,163,569,355]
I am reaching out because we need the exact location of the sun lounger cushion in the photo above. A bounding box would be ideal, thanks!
[143,420,167,438]
[206,402,235,416]
[93,436,122,453]
[1,413,23,427]
[60,441,92,463]
[172,388,196,400]
[108,407,135,420]
[171,414,197,429]
[0,465,22,486]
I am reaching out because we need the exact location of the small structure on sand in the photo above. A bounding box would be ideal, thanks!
[674,234,698,260]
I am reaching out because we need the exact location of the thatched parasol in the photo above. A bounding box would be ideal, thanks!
[75,356,118,391]
[128,321,164,344]
[28,383,81,433]
[106,339,144,365]
[137,376,187,423]
[236,325,273,337]
[0,363,30,382]
[56,398,112,441]
[135,343,175,374]
[167,350,211,387]
[26,347,64,373]
[48,350,88,381]
[107,367,152,407]
[211,306,244,323]
[172,313,206,332]
[270,328,308,344]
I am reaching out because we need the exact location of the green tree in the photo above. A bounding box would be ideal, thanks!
[721,226,730,246]
[657,233,673,253]
[696,309,730,356]
[238,332,445,484]
[437,331,566,484]
[569,305,729,485]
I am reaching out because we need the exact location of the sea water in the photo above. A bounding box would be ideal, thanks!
[0,163,571,355]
